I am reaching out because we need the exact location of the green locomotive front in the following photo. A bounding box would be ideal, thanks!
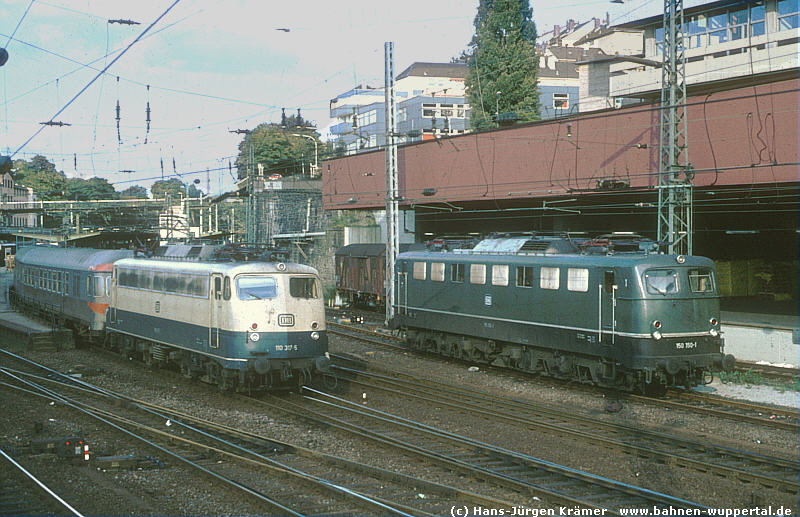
[391,235,734,393]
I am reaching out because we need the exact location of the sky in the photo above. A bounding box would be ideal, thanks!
[0,0,648,196]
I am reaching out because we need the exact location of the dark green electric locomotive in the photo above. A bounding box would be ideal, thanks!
[391,234,735,393]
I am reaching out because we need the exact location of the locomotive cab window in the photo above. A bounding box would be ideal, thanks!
[688,268,714,293]
[237,276,278,300]
[451,263,465,283]
[431,262,445,282]
[413,261,427,280]
[644,269,678,295]
[290,277,320,299]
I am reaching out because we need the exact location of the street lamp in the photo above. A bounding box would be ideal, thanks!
[495,91,502,117]
[292,133,319,176]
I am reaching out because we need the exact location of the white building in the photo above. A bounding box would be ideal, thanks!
[1,172,37,228]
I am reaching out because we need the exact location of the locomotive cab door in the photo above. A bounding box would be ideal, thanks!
[598,270,617,344]
[209,274,223,349]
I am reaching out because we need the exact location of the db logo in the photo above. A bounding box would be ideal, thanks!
[278,314,295,327]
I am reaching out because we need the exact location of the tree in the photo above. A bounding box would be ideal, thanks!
[119,185,149,199]
[12,155,67,200]
[151,178,187,199]
[187,180,204,198]
[65,177,119,201]
[235,122,322,180]
[464,0,540,130]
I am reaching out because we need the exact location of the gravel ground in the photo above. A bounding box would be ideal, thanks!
[1,327,797,516]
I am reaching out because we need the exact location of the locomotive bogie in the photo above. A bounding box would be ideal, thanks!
[392,238,734,393]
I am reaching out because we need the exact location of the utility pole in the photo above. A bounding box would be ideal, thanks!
[657,0,693,255]
[384,42,399,325]
[230,128,255,243]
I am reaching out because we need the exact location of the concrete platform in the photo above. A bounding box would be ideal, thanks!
[722,310,799,369]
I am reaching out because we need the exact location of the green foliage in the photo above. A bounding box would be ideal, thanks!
[151,178,187,199]
[235,121,322,180]
[12,155,67,200]
[465,0,540,130]
[187,182,203,198]
[717,369,800,392]
[119,185,149,199]
[65,177,119,201]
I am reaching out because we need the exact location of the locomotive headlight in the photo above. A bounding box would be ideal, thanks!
[311,321,319,330]
[676,255,686,264]
[249,332,260,342]
[652,330,663,340]
[709,328,719,337]
[310,331,320,341]
[709,317,719,326]
[652,320,662,329]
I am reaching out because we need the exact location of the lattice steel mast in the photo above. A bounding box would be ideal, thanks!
[657,0,693,255]
[384,41,399,324]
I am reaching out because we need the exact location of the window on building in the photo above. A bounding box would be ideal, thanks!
[451,263,465,283]
[540,267,560,290]
[431,262,445,282]
[567,268,589,292]
[413,261,427,280]
[778,0,799,29]
[469,264,486,285]
[553,93,569,109]
[491,265,509,286]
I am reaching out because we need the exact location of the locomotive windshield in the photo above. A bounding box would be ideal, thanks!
[688,268,715,293]
[289,277,320,299]
[236,276,278,300]
[644,268,678,295]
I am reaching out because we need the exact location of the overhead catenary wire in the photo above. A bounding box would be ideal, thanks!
[9,0,183,159]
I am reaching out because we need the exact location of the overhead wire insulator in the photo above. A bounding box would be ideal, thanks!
[144,84,151,144]
[115,76,122,144]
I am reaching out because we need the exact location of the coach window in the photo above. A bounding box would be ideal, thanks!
[451,263,465,283]
[431,262,445,282]
[470,264,486,285]
[540,267,560,290]
[152,272,165,292]
[516,266,534,288]
[491,265,509,286]
[567,268,589,292]
[688,268,714,293]
[413,261,427,280]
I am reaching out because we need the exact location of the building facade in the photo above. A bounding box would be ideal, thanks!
[1,172,37,228]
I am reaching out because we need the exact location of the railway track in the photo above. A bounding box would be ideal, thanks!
[0,348,521,516]
[328,322,800,431]
[0,448,83,516]
[252,387,712,515]
[328,362,798,494]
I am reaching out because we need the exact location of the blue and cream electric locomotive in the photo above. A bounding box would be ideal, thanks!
[11,245,330,390]
[390,234,735,393]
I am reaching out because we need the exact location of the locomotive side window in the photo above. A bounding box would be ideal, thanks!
[412,262,427,280]
[491,265,509,286]
[430,262,445,282]
[451,263,465,283]
[688,268,714,293]
[604,271,615,294]
[469,264,486,285]
[567,268,589,292]
[516,266,534,287]
[644,269,678,295]
[290,277,320,299]
[214,277,223,300]
[223,277,231,300]
[237,276,278,300]
[540,267,560,290]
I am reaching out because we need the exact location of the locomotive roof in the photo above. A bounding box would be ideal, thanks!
[15,246,134,270]
[397,249,715,268]
[113,257,320,276]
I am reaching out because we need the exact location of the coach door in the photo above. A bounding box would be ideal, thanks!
[209,274,223,349]
[598,270,617,344]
